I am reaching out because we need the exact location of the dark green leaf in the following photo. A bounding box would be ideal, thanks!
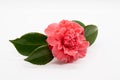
[84,25,98,46]
[25,45,53,65]
[72,20,86,28]
[10,32,47,56]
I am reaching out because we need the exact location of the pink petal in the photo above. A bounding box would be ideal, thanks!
[45,23,58,36]
[52,46,74,63]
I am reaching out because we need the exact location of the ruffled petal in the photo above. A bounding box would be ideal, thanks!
[46,37,58,46]
[52,46,74,63]
[45,23,58,36]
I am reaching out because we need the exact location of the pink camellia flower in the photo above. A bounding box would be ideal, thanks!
[45,20,89,63]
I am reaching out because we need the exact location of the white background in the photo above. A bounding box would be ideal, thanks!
[0,0,120,80]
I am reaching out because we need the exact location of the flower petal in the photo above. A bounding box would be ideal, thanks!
[45,23,58,36]
[46,37,58,46]
[52,46,74,63]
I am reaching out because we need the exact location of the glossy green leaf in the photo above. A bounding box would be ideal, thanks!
[84,25,98,46]
[25,45,53,65]
[10,32,47,56]
[72,20,86,28]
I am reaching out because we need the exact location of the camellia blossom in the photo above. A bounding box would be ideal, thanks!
[45,20,89,63]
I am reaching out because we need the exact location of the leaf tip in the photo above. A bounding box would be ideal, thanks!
[24,58,29,61]
[9,40,14,43]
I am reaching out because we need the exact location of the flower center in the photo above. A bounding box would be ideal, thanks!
[63,30,79,49]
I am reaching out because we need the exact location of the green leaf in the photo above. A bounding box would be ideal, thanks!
[72,20,86,28]
[84,25,98,46]
[25,45,53,65]
[10,32,47,56]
